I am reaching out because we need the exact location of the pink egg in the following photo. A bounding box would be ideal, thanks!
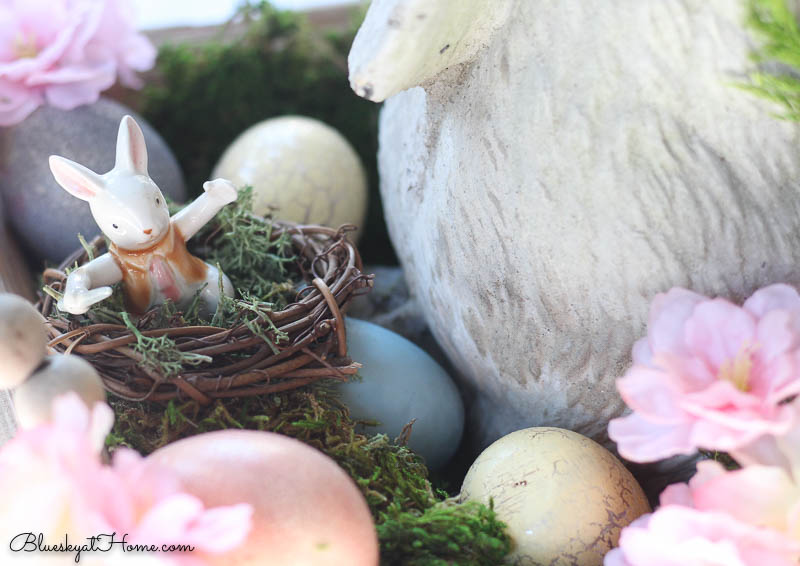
[148,430,379,566]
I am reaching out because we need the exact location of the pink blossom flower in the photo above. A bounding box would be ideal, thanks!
[605,461,800,566]
[608,284,800,462]
[671,460,800,540]
[0,394,252,565]
[0,0,156,126]
[604,506,800,566]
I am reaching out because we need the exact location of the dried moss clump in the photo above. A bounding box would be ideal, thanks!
[107,385,511,565]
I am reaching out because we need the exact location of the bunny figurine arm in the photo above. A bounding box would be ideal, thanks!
[171,178,238,241]
[58,254,123,315]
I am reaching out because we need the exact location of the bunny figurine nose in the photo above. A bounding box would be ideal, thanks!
[143,229,153,235]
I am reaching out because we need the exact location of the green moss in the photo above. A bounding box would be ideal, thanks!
[140,2,395,264]
[378,500,512,566]
[108,385,511,565]
[121,311,212,378]
[700,450,741,471]
[195,185,297,309]
[743,0,800,119]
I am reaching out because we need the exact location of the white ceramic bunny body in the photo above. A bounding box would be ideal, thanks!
[49,115,236,316]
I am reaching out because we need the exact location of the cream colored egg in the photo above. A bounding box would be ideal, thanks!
[212,116,368,238]
[0,293,48,389]
[13,355,106,428]
[460,427,650,566]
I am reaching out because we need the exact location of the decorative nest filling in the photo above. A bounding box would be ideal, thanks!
[38,221,373,405]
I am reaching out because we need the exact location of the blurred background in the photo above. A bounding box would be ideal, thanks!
[135,0,356,28]
[124,0,396,265]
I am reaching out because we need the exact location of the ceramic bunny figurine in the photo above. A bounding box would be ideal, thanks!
[49,115,236,316]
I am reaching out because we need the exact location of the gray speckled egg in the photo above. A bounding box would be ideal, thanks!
[333,317,464,470]
[0,98,186,264]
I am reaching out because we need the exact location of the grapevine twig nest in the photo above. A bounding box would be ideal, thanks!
[38,221,373,405]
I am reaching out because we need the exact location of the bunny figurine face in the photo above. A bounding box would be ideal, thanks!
[49,116,171,251]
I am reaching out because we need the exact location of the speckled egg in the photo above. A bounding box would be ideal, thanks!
[0,293,48,389]
[212,116,367,238]
[148,429,378,566]
[332,317,464,470]
[460,427,650,566]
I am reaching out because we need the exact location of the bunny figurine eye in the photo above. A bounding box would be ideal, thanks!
[48,115,238,317]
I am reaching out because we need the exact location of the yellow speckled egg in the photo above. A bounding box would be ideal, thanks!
[460,427,650,566]
[212,116,368,239]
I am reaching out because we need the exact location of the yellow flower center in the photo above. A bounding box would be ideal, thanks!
[717,343,756,392]
[13,32,39,60]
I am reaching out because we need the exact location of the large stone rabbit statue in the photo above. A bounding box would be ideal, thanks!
[348,0,800,456]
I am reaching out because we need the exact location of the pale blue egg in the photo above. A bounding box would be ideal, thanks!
[335,317,465,470]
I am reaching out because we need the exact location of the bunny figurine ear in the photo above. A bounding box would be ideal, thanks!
[49,156,105,201]
[114,115,148,175]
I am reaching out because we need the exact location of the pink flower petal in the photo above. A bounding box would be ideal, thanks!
[686,406,792,451]
[603,548,632,566]
[762,351,800,404]
[0,12,80,81]
[0,77,41,125]
[612,506,800,566]
[58,0,104,64]
[754,310,798,363]
[42,61,115,109]
[178,503,253,554]
[690,464,797,531]
[681,380,762,414]
[133,493,207,543]
[0,396,252,561]
[631,337,653,367]
[658,482,695,507]
[744,284,800,319]
[655,353,716,391]
[0,0,155,124]
[609,412,696,462]
[683,299,757,372]
[729,433,793,470]
[648,288,707,358]
[616,366,687,423]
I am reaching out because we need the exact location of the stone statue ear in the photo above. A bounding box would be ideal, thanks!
[48,156,105,201]
[114,115,149,175]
